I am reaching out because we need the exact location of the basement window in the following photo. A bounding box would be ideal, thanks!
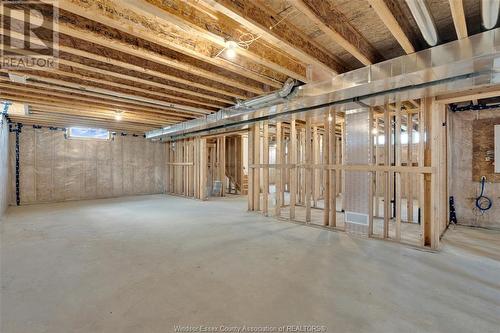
[67,127,110,140]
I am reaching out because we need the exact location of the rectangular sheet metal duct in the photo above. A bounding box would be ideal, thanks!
[147,28,500,141]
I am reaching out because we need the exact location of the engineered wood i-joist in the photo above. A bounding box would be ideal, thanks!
[367,0,415,54]
[132,0,307,82]
[291,0,379,65]
[44,0,274,93]
[203,0,347,75]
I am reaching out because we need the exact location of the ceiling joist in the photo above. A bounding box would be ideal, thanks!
[201,0,347,75]
[291,0,380,65]
[367,0,416,54]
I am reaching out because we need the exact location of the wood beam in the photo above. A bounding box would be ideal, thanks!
[291,0,379,65]
[0,76,215,115]
[449,0,468,39]
[2,28,236,105]
[0,81,208,117]
[367,0,416,54]
[0,94,181,125]
[203,0,347,74]
[436,85,500,104]
[0,85,196,118]
[9,113,157,133]
[49,0,273,93]
[58,23,261,94]
[3,10,262,96]
[135,0,307,82]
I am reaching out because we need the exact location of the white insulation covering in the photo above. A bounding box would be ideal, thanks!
[0,115,9,218]
[8,127,166,205]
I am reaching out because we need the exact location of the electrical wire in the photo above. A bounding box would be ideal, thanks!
[214,7,295,59]
[475,176,492,214]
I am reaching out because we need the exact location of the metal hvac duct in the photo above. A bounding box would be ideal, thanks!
[147,28,500,141]
[146,78,298,139]
[482,0,500,30]
[234,77,297,109]
[406,0,438,46]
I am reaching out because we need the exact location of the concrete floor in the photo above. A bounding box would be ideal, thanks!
[1,195,499,333]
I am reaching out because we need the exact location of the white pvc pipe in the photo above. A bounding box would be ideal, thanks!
[406,0,438,46]
[482,0,500,30]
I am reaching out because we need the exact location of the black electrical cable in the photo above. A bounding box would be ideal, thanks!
[475,176,492,213]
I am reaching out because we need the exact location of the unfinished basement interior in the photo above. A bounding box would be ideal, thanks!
[1,0,499,332]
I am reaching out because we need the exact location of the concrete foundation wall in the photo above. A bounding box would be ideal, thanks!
[449,109,500,229]
[0,115,9,219]
[9,127,165,205]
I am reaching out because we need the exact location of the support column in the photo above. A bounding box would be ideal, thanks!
[290,119,297,220]
[200,138,207,201]
[305,117,312,223]
[384,104,391,238]
[395,101,402,241]
[330,110,337,227]
[323,115,330,226]
[253,125,260,211]
[275,122,282,217]
[263,122,269,216]
[248,128,254,211]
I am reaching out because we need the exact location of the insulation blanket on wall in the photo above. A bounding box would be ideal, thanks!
[0,115,9,218]
[9,127,165,205]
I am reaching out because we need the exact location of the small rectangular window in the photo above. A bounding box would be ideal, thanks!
[68,127,110,140]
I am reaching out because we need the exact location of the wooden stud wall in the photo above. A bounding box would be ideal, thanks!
[165,99,446,250]
[244,100,446,250]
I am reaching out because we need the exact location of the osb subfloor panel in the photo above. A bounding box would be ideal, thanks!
[1,195,499,333]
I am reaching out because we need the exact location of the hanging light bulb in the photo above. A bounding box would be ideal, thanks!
[328,115,333,122]
[115,111,123,121]
[225,40,239,59]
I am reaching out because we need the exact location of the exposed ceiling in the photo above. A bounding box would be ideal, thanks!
[0,0,489,133]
